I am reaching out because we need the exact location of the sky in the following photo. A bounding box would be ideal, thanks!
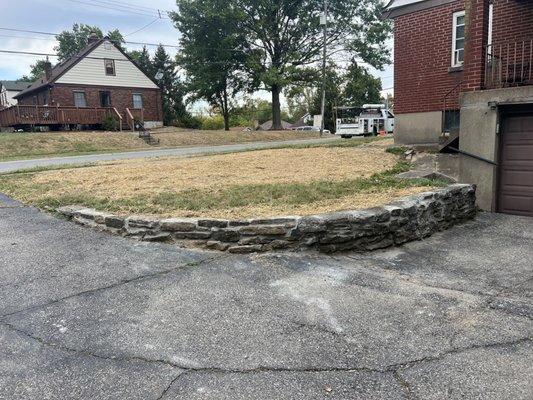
[0,0,394,105]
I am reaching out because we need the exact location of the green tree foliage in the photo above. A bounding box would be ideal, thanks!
[55,23,125,61]
[129,46,153,77]
[310,65,342,132]
[342,61,382,106]
[228,0,391,130]
[19,60,49,82]
[172,0,252,131]
[152,44,188,126]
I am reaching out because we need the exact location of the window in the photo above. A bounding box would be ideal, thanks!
[132,93,143,109]
[73,91,87,108]
[452,11,466,67]
[99,91,111,107]
[104,59,115,76]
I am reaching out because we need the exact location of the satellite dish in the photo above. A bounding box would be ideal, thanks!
[155,71,164,80]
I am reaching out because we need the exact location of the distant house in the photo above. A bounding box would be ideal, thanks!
[12,33,163,129]
[257,120,293,130]
[0,81,32,108]
[290,113,313,129]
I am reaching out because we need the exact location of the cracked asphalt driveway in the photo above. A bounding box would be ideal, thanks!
[0,193,532,399]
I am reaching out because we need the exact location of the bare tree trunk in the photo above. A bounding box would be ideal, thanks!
[271,84,282,130]
[222,87,230,131]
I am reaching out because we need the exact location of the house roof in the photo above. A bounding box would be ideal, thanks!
[257,120,293,130]
[14,37,159,99]
[383,0,456,18]
[15,38,105,99]
[0,80,33,92]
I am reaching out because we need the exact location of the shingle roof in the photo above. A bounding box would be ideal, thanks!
[0,81,33,91]
[14,38,105,99]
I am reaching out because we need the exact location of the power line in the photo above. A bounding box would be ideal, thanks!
[0,49,243,65]
[125,18,161,37]
[83,0,166,14]
[0,27,251,53]
[65,0,169,19]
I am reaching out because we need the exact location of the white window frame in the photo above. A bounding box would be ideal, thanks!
[132,93,143,109]
[451,10,466,67]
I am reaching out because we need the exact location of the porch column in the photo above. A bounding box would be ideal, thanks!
[463,0,491,91]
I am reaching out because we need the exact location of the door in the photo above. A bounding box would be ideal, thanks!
[497,110,533,217]
[99,91,111,107]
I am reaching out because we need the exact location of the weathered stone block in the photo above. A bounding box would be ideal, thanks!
[105,216,125,229]
[197,219,229,228]
[211,228,241,242]
[127,216,159,229]
[143,232,172,242]
[160,218,196,232]
[57,205,85,218]
[228,244,263,254]
[239,224,288,236]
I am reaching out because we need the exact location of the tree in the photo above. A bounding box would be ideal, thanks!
[172,0,252,131]
[55,23,125,61]
[19,60,49,82]
[310,65,342,132]
[129,46,153,77]
[232,0,391,130]
[342,61,382,106]
[152,44,188,125]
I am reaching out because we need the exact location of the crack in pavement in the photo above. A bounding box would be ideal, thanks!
[2,317,530,377]
[1,316,531,400]
[393,370,414,400]
[0,254,226,320]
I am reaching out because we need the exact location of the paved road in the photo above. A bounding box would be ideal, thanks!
[0,137,339,173]
[0,194,532,399]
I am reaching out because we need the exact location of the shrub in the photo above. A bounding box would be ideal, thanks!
[200,115,225,130]
[101,115,119,131]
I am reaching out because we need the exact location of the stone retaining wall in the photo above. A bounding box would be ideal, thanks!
[57,184,476,253]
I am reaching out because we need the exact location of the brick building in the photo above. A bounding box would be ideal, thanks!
[385,0,533,216]
[13,35,163,129]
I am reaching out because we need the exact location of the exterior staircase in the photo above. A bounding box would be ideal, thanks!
[136,120,160,145]
[439,81,462,153]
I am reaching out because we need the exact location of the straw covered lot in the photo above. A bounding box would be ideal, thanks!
[0,140,444,218]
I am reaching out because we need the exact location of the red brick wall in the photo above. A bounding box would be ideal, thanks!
[394,0,465,114]
[463,0,490,91]
[50,84,163,122]
[17,88,50,106]
[492,0,533,45]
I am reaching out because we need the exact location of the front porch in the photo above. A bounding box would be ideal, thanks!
[0,105,144,131]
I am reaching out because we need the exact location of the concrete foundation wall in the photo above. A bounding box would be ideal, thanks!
[459,86,533,210]
[394,111,442,145]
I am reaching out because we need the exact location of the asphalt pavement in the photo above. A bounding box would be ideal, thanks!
[0,193,532,399]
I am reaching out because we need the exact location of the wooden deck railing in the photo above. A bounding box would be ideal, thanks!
[125,108,144,131]
[0,105,120,127]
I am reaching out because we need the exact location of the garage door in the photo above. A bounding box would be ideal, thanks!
[498,112,533,217]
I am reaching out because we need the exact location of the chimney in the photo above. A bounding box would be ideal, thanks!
[87,31,100,45]
[44,57,52,81]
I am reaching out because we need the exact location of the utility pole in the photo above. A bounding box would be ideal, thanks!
[319,0,328,137]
